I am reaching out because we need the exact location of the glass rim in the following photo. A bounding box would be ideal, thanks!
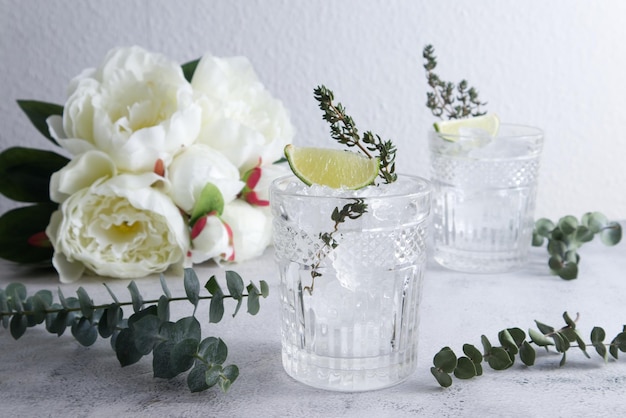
[269,173,432,201]
[429,123,543,141]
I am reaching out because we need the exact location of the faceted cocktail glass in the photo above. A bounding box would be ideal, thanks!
[270,174,431,391]
[429,124,544,273]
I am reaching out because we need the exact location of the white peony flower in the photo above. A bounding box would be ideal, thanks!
[191,54,295,172]
[220,200,272,263]
[167,144,243,214]
[189,212,234,264]
[46,173,189,283]
[47,46,202,173]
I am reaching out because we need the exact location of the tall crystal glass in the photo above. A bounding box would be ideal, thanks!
[429,124,544,273]
[270,174,431,391]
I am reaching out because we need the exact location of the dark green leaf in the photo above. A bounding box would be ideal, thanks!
[127,281,143,313]
[559,352,567,367]
[225,271,244,300]
[0,147,68,202]
[153,341,177,378]
[462,344,483,364]
[591,326,606,344]
[115,328,144,366]
[247,282,260,315]
[46,309,69,336]
[71,316,98,346]
[10,313,27,339]
[159,274,171,299]
[181,58,200,83]
[209,294,225,323]
[98,304,122,338]
[547,239,566,257]
[453,356,477,379]
[16,100,64,145]
[528,328,553,347]
[481,335,492,354]
[157,295,170,322]
[552,332,570,352]
[519,341,536,366]
[558,215,578,235]
[218,365,239,392]
[30,293,49,324]
[534,321,554,335]
[0,290,9,329]
[260,280,270,298]
[531,232,544,247]
[556,262,578,280]
[184,268,200,309]
[170,338,199,375]
[102,283,120,305]
[430,367,453,387]
[131,315,163,355]
[486,347,513,370]
[167,316,202,344]
[498,329,519,355]
[581,212,608,233]
[205,364,222,387]
[433,346,457,373]
[0,204,57,264]
[574,225,594,243]
[190,183,225,225]
[187,364,209,393]
[198,337,228,364]
[76,287,94,319]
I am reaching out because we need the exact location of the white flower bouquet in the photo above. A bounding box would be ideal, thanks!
[0,46,294,282]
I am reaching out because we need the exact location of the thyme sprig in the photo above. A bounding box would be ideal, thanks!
[304,199,368,295]
[423,44,487,120]
[313,85,397,184]
[431,312,626,388]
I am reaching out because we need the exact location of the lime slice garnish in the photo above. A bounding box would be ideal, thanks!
[433,113,500,141]
[284,144,379,189]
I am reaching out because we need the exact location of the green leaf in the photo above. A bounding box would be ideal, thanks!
[519,341,536,366]
[98,304,122,338]
[16,100,64,145]
[247,282,261,315]
[454,356,477,379]
[430,367,453,387]
[46,309,69,336]
[190,183,225,225]
[131,315,163,355]
[562,312,576,328]
[219,365,239,392]
[574,225,594,243]
[481,335,492,354]
[166,316,202,344]
[462,344,483,364]
[10,313,27,339]
[556,262,578,280]
[71,317,98,346]
[0,203,57,264]
[600,222,622,246]
[535,218,555,237]
[498,329,519,355]
[225,271,244,300]
[0,147,69,202]
[611,332,626,353]
[433,346,457,373]
[159,274,172,299]
[187,364,210,393]
[528,328,554,347]
[127,281,143,313]
[30,291,51,324]
[531,231,544,247]
[76,287,94,319]
[547,239,566,258]
[153,341,177,378]
[558,215,578,235]
[184,268,200,309]
[0,290,9,329]
[552,332,570,353]
[581,212,608,233]
[205,364,223,387]
[170,338,199,375]
[181,58,200,83]
[591,326,606,344]
[115,328,144,366]
[206,276,225,323]
[198,337,228,364]
[260,280,270,298]
[157,295,170,322]
[486,347,513,370]
[534,321,554,335]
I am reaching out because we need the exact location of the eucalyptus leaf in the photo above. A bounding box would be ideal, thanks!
[170,338,199,375]
[498,329,519,355]
[430,367,453,388]
[600,223,622,246]
[181,58,200,83]
[10,313,27,339]
[556,262,578,280]
[581,212,608,233]
[187,364,210,393]
[76,287,94,319]
[98,304,122,338]
[184,268,200,309]
[247,282,261,315]
[16,100,64,144]
[71,317,98,346]
[159,274,172,299]
[115,328,144,366]
[127,281,143,313]
[225,271,244,300]
[157,295,170,322]
[454,356,477,379]
[433,346,457,373]
[534,218,555,237]
[519,341,536,366]
[198,337,228,364]
[558,215,578,235]
[205,364,223,387]
[131,315,163,355]
[462,344,483,364]
[486,347,513,370]
[219,365,239,392]
[153,341,177,379]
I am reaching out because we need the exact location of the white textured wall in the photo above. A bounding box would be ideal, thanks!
[1,0,625,220]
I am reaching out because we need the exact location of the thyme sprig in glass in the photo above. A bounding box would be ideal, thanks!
[423,44,487,120]
[314,85,397,184]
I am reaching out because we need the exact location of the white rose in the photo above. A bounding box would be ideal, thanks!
[189,213,234,264]
[47,46,202,173]
[46,173,189,283]
[167,144,243,214]
[191,54,295,172]
[220,200,272,263]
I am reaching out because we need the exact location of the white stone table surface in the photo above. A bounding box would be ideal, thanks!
[1,230,626,418]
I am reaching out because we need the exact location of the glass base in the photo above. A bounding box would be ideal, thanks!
[433,246,527,273]
[281,343,416,392]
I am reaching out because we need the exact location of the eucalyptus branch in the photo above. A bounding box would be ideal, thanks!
[431,312,626,388]
[532,212,622,280]
[313,85,397,184]
[423,44,487,120]
[304,199,368,295]
[0,268,269,394]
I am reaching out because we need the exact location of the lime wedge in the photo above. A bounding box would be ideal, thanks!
[433,113,500,141]
[284,144,379,189]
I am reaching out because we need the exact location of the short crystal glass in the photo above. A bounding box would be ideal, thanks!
[270,174,431,391]
[428,124,544,273]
